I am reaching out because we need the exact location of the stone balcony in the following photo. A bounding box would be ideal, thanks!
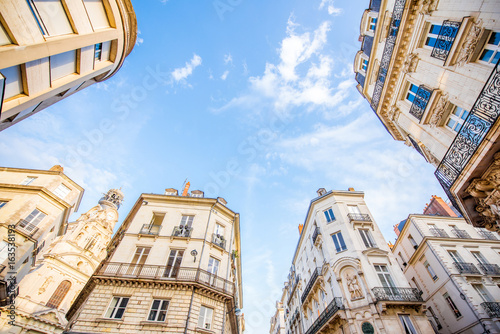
[479,263,500,276]
[454,262,481,275]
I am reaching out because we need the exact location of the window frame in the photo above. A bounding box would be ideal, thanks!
[0,201,7,210]
[331,231,347,253]
[478,31,500,65]
[20,176,37,185]
[324,208,335,223]
[197,305,214,330]
[26,0,74,37]
[445,106,469,133]
[46,280,71,309]
[374,265,396,288]
[359,229,377,248]
[443,292,462,318]
[147,299,169,322]
[104,296,129,320]
[424,260,438,281]
[399,314,418,334]
[53,183,71,199]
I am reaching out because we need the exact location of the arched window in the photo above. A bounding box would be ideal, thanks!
[46,280,71,309]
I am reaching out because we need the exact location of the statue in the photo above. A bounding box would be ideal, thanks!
[346,273,363,299]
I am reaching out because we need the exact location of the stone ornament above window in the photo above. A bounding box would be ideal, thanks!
[456,19,483,67]
[429,92,449,127]
[418,0,438,15]
[402,53,419,73]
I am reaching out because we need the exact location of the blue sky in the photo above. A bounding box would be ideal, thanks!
[0,0,447,332]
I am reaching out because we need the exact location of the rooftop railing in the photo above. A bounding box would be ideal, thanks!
[454,262,481,275]
[301,268,321,304]
[304,297,343,334]
[139,224,161,236]
[429,228,449,238]
[347,213,372,223]
[97,262,235,295]
[372,287,423,302]
[481,302,500,318]
[479,263,500,276]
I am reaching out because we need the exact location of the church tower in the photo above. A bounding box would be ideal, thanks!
[6,189,123,334]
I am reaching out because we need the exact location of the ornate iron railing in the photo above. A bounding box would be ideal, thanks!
[435,59,500,210]
[477,229,497,240]
[172,225,192,238]
[454,262,481,274]
[372,287,423,302]
[409,85,433,121]
[481,302,500,318]
[370,0,407,111]
[347,213,372,223]
[429,228,449,238]
[211,233,226,250]
[479,263,500,276]
[16,219,39,237]
[287,274,300,306]
[139,224,161,236]
[451,229,471,239]
[301,267,321,303]
[304,297,343,334]
[97,262,234,295]
[431,20,461,61]
[312,227,321,245]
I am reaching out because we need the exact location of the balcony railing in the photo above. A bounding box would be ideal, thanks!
[139,224,161,236]
[372,287,423,302]
[430,20,461,61]
[409,85,433,121]
[172,225,192,238]
[429,228,449,238]
[454,262,481,275]
[16,219,39,237]
[97,262,234,295]
[212,233,226,250]
[347,213,372,223]
[477,229,497,240]
[287,274,300,306]
[312,227,320,245]
[479,263,500,276]
[301,267,321,303]
[481,302,500,318]
[435,60,500,212]
[304,297,344,334]
[451,229,471,239]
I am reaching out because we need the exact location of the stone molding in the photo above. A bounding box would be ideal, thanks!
[456,19,483,67]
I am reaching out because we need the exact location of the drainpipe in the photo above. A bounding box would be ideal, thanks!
[184,286,195,334]
[412,218,490,333]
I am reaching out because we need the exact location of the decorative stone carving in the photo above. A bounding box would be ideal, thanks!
[421,146,440,166]
[387,105,401,122]
[345,272,364,300]
[419,0,438,15]
[402,53,419,74]
[456,19,483,67]
[38,276,53,295]
[429,93,449,127]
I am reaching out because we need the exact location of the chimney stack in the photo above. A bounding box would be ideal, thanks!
[182,182,190,197]
[298,224,304,235]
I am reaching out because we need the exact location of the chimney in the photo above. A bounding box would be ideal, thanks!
[317,188,327,196]
[50,165,64,172]
[165,188,178,196]
[298,224,304,235]
[348,187,355,191]
[182,182,190,196]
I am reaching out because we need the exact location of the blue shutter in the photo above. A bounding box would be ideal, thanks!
[338,232,346,251]
[332,234,341,252]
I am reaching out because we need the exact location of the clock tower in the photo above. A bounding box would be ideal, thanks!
[9,189,123,333]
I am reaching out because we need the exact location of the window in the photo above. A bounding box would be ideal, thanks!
[471,251,488,264]
[368,17,377,32]
[19,209,46,232]
[148,299,169,322]
[331,231,347,252]
[27,0,73,36]
[180,215,194,228]
[347,205,361,215]
[405,84,419,103]
[443,292,462,318]
[46,280,71,309]
[446,107,469,133]
[105,296,129,319]
[427,306,442,331]
[164,249,183,278]
[399,315,417,334]
[360,59,369,72]
[197,305,213,330]
[479,31,500,65]
[131,247,150,265]
[20,177,36,185]
[374,265,396,288]
[408,235,418,249]
[472,284,493,302]
[424,261,438,281]
[146,213,164,234]
[208,257,220,275]
[214,223,225,238]
[448,250,464,263]
[411,277,421,292]
[324,208,335,223]
[359,229,376,248]
[83,0,110,30]
[50,50,77,81]
[424,24,443,49]
[53,184,71,199]
[94,41,111,65]
[0,201,7,209]
[0,241,8,263]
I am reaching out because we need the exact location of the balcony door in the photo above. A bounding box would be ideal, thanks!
[448,250,464,265]
[207,257,220,287]
[471,251,489,264]
[375,265,398,299]
[128,247,150,275]
[164,249,184,278]
[177,215,194,236]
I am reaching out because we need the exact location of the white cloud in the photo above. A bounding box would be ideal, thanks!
[221,70,229,80]
[171,54,202,81]
[135,30,144,46]
[224,53,233,65]
[319,0,343,16]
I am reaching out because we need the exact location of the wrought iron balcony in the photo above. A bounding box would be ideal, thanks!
[172,225,192,238]
[304,297,344,334]
[481,302,500,318]
[139,224,161,236]
[301,267,321,304]
[212,233,226,250]
[479,263,500,276]
[347,213,372,223]
[477,229,497,240]
[312,227,321,245]
[454,262,481,275]
[429,228,449,238]
[97,262,234,295]
[287,274,300,306]
[409,85,433,121]
[16,219,39,237]
[430,20,461,61]
[372,287,423,302]
[451,229,471,239]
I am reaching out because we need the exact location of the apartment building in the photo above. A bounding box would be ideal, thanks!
[65,186,244,333]
[0,0,137,131]
[269,296,286,334]
[392,213,500,333]
[354,0,500,231]
[272,188,432,334]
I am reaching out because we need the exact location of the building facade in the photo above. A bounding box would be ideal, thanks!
[65,187,244,334]
[269,297,286,334]
[0,189,122,333]
[0,0,137,131]
[392,214,500,333]
[271,188,432,334]
[0,165,84,306]
[354,0,500,231]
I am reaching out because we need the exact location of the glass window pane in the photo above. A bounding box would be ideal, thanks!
[489,32,500,46]
[480,49,494,61]
[430,25,441,35]
[0,66,24,99]
[50,50,77,81]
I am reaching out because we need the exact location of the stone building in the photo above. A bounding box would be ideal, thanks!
[269,294,286,334]
[271,188,433,334]
[65,186,244,334]
[0,189,122,333]
[354,0,500,231]
[0,165,84,306]
[0,0,137,131]
[392,212,500,333]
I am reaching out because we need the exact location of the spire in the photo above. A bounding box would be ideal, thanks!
[99,189,124,210]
